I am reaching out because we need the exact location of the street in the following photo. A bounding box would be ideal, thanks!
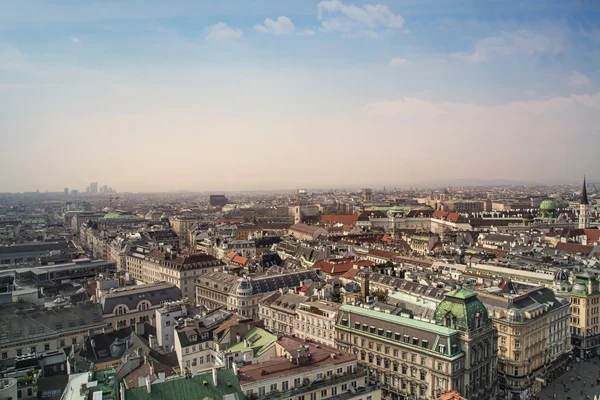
[538,359,600,400]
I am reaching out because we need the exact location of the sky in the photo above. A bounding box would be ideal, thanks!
[1,0,599,192]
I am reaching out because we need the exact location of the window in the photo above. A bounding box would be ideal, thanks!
[44,344,50,351]
[412,337,419,345]
[421,340,428,349]
[321,390,327,397]
[317,372,323,380]
[500,336,506,345]
[1,352,7,359]
[282,381,288,392]
[72,338,77,345]
[439,345,446,354]
[16,349,22,356]
[438,362,444,372]
[332,387,337,396]
[270,383,277,392]
[420,371,426,380]
[199,356,204,364]
[259,387,265,396]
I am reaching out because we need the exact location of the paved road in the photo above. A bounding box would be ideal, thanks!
[537,359,600,400]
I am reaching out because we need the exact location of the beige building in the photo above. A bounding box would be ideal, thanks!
[195,270,320,319]
[295,300,340,348]
[288,223,328,240]
[239,337,382,400]
[336,288,498,400]
[486,288,570,400]
[258,291,306,336]
[570,269,600,359]
[124,250,224,298]
[170,215,205,245]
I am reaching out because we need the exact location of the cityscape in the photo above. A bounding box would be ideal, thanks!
[1,2,600,400]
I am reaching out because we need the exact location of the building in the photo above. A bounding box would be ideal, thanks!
[570,269,600,358]
[336,288,498,400]
[295,300,341,348]
[239,337,382,400]
[124,250,224,298]
[195,269,321,319]
[14,259,115,290]
[487,288,570,399]
[155,299,188,351]
[61,368,116,400]
[210,195,229,207]
[0,302,105,360]
[258,291,306,336]
[0,241,71,267]
[90,182,98,194]
[288,223,328,241]
[122,369,243,400]
[0,378,17,400]
[97,282,182,330]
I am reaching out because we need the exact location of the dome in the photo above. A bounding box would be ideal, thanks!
[539,199,556,211]
[160,212,169,221]
[554,269,568,283]
[433,287,491,332]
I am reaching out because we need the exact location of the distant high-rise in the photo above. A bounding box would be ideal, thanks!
[90,182,98,194]
[64,188,68,195]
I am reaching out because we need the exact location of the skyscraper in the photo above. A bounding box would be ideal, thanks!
[64,188,68,195]
[90,182,98,194]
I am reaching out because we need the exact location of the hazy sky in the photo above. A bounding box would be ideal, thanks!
[1,1,599,192]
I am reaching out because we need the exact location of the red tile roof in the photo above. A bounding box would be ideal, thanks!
[432,210,461,223]
[555,242,594,256]
[320,214,359,226]
[367,249,397,259]
[342,268,360,280]
[584,229,600,244]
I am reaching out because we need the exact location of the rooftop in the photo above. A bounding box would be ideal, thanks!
[124,369,242,400]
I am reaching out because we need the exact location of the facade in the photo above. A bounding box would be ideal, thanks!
[239,337,382,400]
[195,269,321,319]
[14,259,115,288]
[258,291,306,336]
[97,282,182,330]
[336,288,498,400]
[295,300,341,348]
[288,223,328,241]
[124,250,224,298]
[155,299,188,351]
[570,269,600,358]
[214,239,257,259]
[490,288,570,400]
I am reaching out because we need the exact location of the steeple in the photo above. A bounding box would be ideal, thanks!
[581,176,589,205]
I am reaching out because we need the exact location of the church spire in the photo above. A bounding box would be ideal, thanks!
[581,176,589,205]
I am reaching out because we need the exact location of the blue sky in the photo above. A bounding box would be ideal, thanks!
[1,0,599,192]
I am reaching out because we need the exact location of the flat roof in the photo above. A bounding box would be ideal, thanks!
[340,304,457,336]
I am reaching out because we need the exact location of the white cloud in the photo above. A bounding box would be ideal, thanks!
[388,57,407,67]
[71,36,81,43]
[317,0,404,38]
[451,30,563,63]
[205,22,243,40]
[569,71,590,88]
[254,16,295,36]
[298,29,315,37]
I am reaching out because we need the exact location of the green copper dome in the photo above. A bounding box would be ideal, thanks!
[433,287,490,332]
[539,199,556,211]
[160,212,169,221]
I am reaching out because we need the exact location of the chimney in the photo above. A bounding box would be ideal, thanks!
[149,361,154,377]
[158,371,165,382]
[137,376,145,389]
[232,363,238,376]
[212,368,218,387]
[145,376,152,394]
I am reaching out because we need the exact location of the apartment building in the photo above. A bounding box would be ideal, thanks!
[258,291,306,336]
[489,288,570,400]
[336,288,498,400]
[570,269,600,359]
[295,300,341,348]
[239,337,382,400]
[195,269,320,319]
[97,282,181,330]
[124,249,224,297]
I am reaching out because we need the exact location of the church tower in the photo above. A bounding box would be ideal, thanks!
[579,176,590,229]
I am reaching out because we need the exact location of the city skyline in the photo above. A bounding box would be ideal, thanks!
[1,0,599,192]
